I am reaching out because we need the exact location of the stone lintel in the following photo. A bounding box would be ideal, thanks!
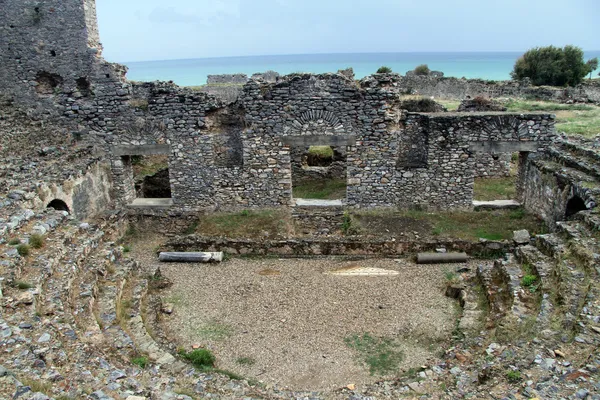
[126,198,173,209]
[469,141,539,154]
[282,135,356,147]
[113,144,171,157]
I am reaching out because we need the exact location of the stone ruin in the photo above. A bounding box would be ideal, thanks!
[1,1,600,399]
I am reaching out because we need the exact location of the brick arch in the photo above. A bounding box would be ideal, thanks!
[286,110,346,135]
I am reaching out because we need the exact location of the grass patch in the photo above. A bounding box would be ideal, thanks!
[195,209,292,238]
[505,369,522,382]
[20,377,52,394]
[444,269,460,285]
[307,145,334,159]
[14,280,34,290]
[521,274,537,287]
[17,244,31,257]
[344,333,404,376]
[406,209,542,241]
[503,99,600,138]
[178,348,216,369]
[8,238,20,245]
[438,100,461,111]
[293,178,347,200]
[132,154,169,178]
[29,234,44,249]
[236,356,256,366]
[195,319,233,341]
[132,356,148,369]
[473,177,517,201]
[122,245,131,253]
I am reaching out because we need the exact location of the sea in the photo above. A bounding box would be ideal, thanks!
[121,51,600,87]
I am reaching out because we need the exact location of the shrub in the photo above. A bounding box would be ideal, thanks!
[8,238,20,245]
[17,244,31,257]
[506,369,522,382]
[132,356,148,369]
[511,45,592,86]
[377,66,392,73]
[521,274,537,287]
[414,64,431,76]
[178,348,216,369]
[29,234,44,249]
[14,280,34,290]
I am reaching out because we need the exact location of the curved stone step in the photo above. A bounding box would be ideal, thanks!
[514,245,553,286]
[126,277,178,366]
[535,233,567,259]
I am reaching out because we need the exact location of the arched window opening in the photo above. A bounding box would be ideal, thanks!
[565,196,587,218]
[47,199,70,213]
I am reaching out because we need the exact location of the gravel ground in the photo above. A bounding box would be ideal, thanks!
[153,257,463,391]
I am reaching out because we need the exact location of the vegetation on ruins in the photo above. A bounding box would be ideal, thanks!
[292,178,347,200]
[14,280,34,290]
[17,244,31,257]
[131,356,149,369]
[414,64,431,76]
[29,234,45,249]
[178,348,216,369]
[511,45,594,86]
[376,66,392,73]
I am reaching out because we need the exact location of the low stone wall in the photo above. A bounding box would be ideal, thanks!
[398,75,600,103]
[207,74,248,84]
[163,235,510,257]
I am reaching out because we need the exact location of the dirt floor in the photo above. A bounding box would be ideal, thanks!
[151,257,468,391]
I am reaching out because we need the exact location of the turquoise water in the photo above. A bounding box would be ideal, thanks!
[122,51,600,87]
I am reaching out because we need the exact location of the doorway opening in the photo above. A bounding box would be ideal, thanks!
[291,145,347,201]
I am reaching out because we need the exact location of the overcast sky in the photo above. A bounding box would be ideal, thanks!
[96,0,600,62]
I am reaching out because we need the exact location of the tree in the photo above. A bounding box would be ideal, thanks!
[511,45,592,86]
[587,58,598,79]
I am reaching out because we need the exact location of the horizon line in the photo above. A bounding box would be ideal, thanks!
[116,49,600,65]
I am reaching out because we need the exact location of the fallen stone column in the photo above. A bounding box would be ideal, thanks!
[417,252,468,264]
[158,252,223,263]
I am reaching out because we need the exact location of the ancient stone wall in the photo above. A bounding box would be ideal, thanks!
[399,75,600,103]
[0,1,557,214]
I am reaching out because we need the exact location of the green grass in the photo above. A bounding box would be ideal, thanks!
[344,333,404,376]
[505,369,522,382]
[292,178,347,199]
[394,208,543,241]
[132,356,148,369]
[236,356,256,366]
[8,238,20,245]
[196,209,291,238]
[178,348,216,369]
[503,99,600,138]
[307,145,334,158]
[29,234,44,249]
[473,177,517,201]
[17,244,30,257]
[14,280,34,290]
[195,319,233,341]
[504,99,595,112]
[436,99,461,111]
[131,154,169,179]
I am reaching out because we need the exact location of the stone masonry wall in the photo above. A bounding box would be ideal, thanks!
[0,1,557,213]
